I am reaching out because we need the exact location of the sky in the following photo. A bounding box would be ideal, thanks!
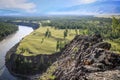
[0,0,120,16]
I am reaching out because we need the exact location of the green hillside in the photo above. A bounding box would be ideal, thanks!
[16,26,83,56]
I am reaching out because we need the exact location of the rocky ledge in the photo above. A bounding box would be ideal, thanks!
[51,34,120,80]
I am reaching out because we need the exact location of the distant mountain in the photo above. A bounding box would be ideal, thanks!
[57,1,120,15]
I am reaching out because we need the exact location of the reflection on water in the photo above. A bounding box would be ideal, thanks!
[0,25,33,80]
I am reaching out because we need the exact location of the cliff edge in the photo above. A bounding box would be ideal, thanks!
[43,34,120,80]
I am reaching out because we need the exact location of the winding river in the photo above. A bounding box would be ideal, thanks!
[0,25,33,80]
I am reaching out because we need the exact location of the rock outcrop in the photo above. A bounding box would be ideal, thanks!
[52,34,120,80]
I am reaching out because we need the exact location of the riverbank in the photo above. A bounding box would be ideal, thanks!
[0,25,34,80]
[11,22,40,30]
[5,42,62,79]
[0,22,18,41]
[0,22,39,42]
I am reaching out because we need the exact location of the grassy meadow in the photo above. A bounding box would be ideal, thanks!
[16,26,84,56]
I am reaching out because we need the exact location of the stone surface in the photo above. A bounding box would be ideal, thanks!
[52,34,120,80]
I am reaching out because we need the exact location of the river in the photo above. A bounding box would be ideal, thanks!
[0,25,33,80]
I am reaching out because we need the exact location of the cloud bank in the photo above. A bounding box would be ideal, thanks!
[0,0,36,13]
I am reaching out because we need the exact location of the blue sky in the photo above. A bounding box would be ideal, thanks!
[0,0,120,16]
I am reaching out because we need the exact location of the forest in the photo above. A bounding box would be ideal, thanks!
[0,22,18,41]
[41,16,119,39]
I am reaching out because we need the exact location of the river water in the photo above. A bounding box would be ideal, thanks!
[0,25,33,80]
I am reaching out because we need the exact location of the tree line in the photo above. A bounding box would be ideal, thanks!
[42,16,120,40]
[0,22,18,41]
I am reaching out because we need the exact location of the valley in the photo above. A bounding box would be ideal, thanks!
[0,16,119,80]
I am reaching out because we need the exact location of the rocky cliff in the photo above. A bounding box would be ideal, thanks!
[49,34,120,80]
[5,43,61,79]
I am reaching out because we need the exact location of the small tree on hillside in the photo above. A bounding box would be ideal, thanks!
[45,28,51,38]
[59,41,63,50]
[48,31,51,38]
[64,29,68,39]
[45,29,49,37]
[56,40,60,51]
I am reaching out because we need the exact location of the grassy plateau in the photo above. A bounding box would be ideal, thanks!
[16,26,84,56]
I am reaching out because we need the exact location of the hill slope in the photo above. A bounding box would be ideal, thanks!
[16,26,81,56]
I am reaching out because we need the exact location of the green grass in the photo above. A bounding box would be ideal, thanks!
[106,39,120,54]
[39,62,58,80]
[16,26,83,56]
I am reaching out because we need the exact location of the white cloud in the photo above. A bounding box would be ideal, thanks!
[79,0,97,4]
[70,0,97,6]
[0,0,36,13]
[59,0,97,8]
